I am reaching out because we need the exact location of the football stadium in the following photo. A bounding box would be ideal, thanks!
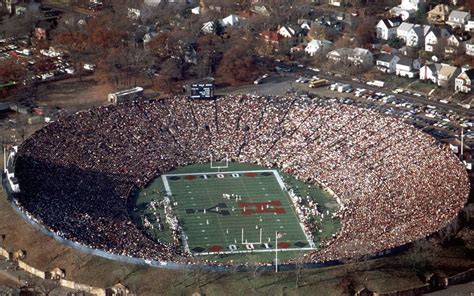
[5,95,470,268]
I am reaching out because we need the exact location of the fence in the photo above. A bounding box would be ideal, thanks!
[59,279,105,296]
[18,260,45,279]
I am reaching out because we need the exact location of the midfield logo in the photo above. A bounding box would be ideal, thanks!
[185,203,230,216]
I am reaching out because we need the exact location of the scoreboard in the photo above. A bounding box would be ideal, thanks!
[190,83,214,99]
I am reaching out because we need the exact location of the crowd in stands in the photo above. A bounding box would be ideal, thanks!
[13,95,470,265]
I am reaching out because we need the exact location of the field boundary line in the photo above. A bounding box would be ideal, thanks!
[194,247,317,256]
[163,169,275,177]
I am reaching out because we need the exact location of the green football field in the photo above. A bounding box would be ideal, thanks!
[162,169,313,255]
[131,162,341,263]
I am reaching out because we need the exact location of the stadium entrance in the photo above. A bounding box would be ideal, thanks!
[130,162,341,264]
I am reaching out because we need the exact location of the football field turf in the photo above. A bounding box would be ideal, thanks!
[162,169,314,255]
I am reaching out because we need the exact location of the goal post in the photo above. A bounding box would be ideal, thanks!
[241,227,263,246]
[210,153,229,172]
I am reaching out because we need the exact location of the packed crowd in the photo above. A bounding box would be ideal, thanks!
[13,95,470,265]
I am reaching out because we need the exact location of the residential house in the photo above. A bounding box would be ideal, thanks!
[327,48,350,62]
[220,14,240,27]
[396,22,415,42]
[376,17,402,40]
[390,0,425,20]
[375,54,400,73]
[35,20,51,40]
[406,25,428,47]
[329,0,343,7]
[251,5,270,17]
[396,56,421,78]
[455,69,474,93]
[201,21,215,34]
[260,30,281,45]
[424,28,451,52]
[305,39,333,56]
[446,33,470,54]
[466,20,474,32]
[446,10,471,29]
[278,25,300,38]
[420,63,442,83]
[466,39,474,56]
[400,0,424,11]
[298,19,312,31]
[326,47,372,66]
[191,6,200,14]
[349,47,373,66]
[437,63,461,87]
[427,4,450,24]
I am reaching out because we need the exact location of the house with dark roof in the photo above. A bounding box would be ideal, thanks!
[375,54,400,73]
[420,63,442,83]
[396,56,421,78]
[375,17,402,40]
[424,27,451,52]
[455,69,474,93]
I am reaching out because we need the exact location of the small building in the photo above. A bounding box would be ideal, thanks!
[390,0,425,20]
[420,63,442,83]
[375,17,402,40]
[305,39,332,56]
[446,10,471,29]
[278,25,301,38]
[396,22,415,42]
[466,39,474,56]
[406,25,431,47]
[427,4,450,24]
[375,54,400,73]
[220,14,240,27]
[424,28,451,52]
[446,33,470,54]
[396,56,421,78]
[455,69,474,93]
[108,87,144,105]
[438,64,461,87]
[327,47,373,66]
[466,20,474,32]
[201,21,215,34]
